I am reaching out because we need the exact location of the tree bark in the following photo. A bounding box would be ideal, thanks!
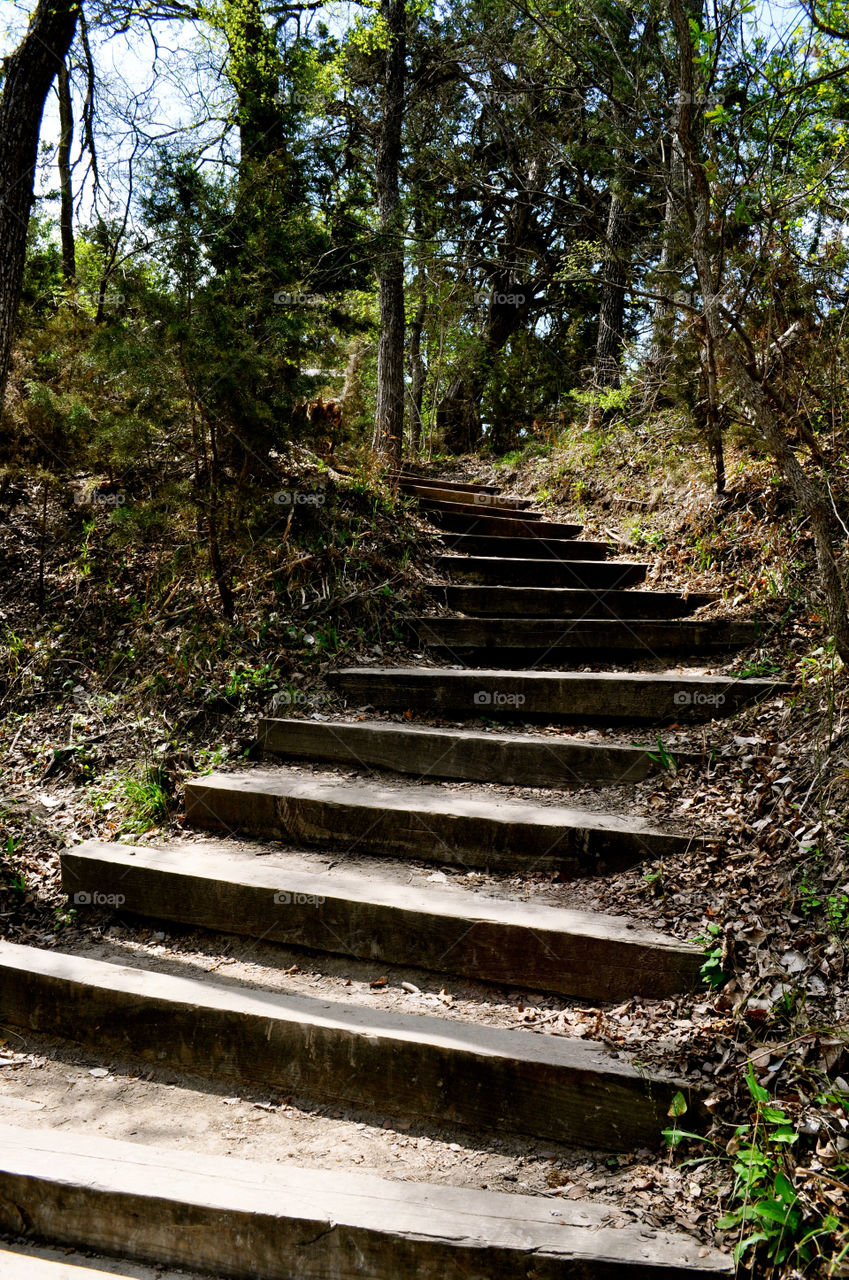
[373,0,406,463]
[593,184,629,391]
[57,59,76,281]
[642,129,684,410]
[670,0,849,660]
[407,288,426,454]
[0,0,79,416]
[437,274,543,452]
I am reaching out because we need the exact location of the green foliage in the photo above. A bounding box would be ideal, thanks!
[796,848,849,937]
[666,1064,849,1273]
[692,921,727,988]
[0,833,27,902]
[646,736,677,772]
[90,766,171,834]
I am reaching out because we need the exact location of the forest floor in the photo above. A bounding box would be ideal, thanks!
[1,429,848,1273]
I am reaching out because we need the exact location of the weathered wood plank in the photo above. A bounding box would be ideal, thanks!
[256,716,700,784]
[394,472,501,494]
[0,1125,732,1278]
[438,534,610,560]
[402,484,532,509]
[411,617,760,655]
[435,557,649,588]
[420,500,585,539]
[61,840,703,1000]
[327,667,785,722]
[419,497,544,521]
[183,770,692,872]
[0,1247,198,1280]
[0,944,695,1150]
[435,586,717,618]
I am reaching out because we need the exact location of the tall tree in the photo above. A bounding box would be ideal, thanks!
[669,0,849,659]
[57,59,76,281]
[0,0,80,416]
[373,0,407,461]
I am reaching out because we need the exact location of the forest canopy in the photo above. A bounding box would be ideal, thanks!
[2,0,849,642]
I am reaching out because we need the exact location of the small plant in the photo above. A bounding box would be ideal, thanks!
[122,766,170,831]
[642,866,664,896]
[797,850,849,937]
[647,736,677,772]
[665,1064,849,1272]
[90,765,171,833]
[692,921,727,988]
[717,1065,805,1267]
[735,657,781,679]
[1,834,27,902]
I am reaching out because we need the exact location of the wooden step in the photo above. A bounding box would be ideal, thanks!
[403,484,533,510]
[0,1247,193,1279]
[421,500,583,539]
[184,770,692,872]
[411,617,760,657]
[257,716,701,784]
[394,471,501,494]
[0,1126,731,1277]
[0,945,696,1149]
[436,585,717,618]
[328,667,785,722]
[439,533,610,560]
[61,841,703,1000]
[420,496,543,521]
[436,556,649,589]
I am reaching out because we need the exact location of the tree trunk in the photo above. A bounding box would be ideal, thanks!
[670,0,849,660]
[593,184,629,391]
[373,0,406,463]
[407,291,426,455]
[437,274,543,453]
[57,59,76,281]
[642,130,684,411]
[438,371,485,454]
[0,0,79,415]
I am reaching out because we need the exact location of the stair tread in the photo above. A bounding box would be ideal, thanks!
[0,942,692,1149]
[0,1124,731,1276]
[0,1246,205,1280]
[328,667,786,723]
[258,716,701,787]
[439,533,610,559]
[187,768,687,837]
[434,585,717,617]
[61,840,701,1000]
[407,487,534,511]
[412,617,759,653]
[64,839,692,942]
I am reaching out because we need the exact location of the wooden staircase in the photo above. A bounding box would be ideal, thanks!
[0,472,783,1276]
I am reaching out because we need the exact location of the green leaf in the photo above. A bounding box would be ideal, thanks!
[733,1232,770,1264]
[668,1090,688,1118]
[753,1198,794,1224]
[661,1127,709,1148]
[746,1061,769,1103]
[774,1171,797,1204]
